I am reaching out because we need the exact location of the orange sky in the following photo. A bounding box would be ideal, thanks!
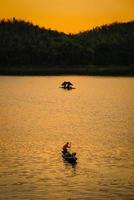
[0,0,134,33]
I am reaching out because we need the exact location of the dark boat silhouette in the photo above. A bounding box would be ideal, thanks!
[62,151,77,163]
[60,81,75,90]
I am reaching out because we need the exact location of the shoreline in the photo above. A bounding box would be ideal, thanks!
[0,65,134,76]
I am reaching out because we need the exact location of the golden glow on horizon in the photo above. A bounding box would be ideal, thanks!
[0,0,134,33]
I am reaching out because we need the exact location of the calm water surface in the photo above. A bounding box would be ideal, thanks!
[0,76,134,200]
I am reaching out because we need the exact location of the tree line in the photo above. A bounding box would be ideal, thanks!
[0,18,134,69]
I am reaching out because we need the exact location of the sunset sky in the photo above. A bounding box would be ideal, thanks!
[0,0,134,33]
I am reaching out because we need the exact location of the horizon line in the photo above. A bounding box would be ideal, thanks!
[0,17,134,34]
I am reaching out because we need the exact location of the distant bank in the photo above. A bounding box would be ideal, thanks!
[0,65,134,76]
[0,19,134,75]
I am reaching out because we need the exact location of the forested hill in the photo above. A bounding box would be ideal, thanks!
[0,18,134,75]
[73,22,134,65]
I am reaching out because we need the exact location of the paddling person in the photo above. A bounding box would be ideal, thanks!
[62,142,70,154]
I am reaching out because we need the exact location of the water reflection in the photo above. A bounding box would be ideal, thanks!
[0,76,134,200]
[63,159,77,170]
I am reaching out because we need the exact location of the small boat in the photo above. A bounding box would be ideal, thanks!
[62,151,77,163]
[61,81,75,90]
[60,86,75,90]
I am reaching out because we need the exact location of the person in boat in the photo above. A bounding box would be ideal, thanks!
[61,81,67,88]
[67,81,73,88]
[62,142,70,154]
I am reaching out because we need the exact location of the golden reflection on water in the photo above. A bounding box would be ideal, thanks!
[0,76,134,199]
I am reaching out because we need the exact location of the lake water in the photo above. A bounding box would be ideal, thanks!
[0,76,134,200]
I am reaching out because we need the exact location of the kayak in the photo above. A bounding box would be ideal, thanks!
[62,151,77,163]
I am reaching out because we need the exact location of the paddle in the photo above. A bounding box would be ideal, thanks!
[69,142,71,153]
